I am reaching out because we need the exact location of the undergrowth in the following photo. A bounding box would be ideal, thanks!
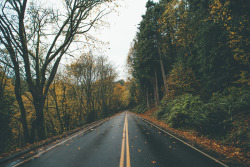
[154,86,249,151]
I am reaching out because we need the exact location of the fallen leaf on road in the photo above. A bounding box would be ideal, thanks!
[144,141,147,144]
[131,146,134,148]
[138,149,141,152]
[34,155,39,158]
[77,147,80,149]
[173,142,176,143]
[151,161,157,164]
[66,144,69,146]
[29,151,34,154]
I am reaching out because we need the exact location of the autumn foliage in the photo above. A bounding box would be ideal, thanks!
[0,54,129,154]
[165,63,200,99]
[128,0,249,165]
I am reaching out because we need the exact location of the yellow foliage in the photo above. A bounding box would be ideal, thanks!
[113,83,129,107]
[208,0,249,65]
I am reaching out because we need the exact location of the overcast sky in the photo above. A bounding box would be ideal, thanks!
[95,0,159,80]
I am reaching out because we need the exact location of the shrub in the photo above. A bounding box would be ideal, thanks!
[158,94,203,128]
[157,87,250,141]
[198,87,250,137]
[131,104,147,114]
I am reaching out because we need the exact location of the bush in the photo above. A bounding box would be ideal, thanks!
[227,114,249,148]
[197,102,232,137]
[198,87,250,137]
[131,104,147,114]
[157,87,250,140]
[157,94,203,128]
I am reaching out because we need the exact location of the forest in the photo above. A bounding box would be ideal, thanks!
[0,0,129,154]
[0,0,249,162]
[0,53,129,154]
[127,0,249,161]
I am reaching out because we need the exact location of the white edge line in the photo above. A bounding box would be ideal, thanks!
[131,113,229,167]
[12,118,110,167]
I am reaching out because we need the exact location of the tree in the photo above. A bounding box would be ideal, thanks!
[130,1,166,107]
[0,0,114,142]
[0,66,15,153]
[67,53,96,123]
[158,0,245,98]
[166,63,200,99]
[95,56,117,117]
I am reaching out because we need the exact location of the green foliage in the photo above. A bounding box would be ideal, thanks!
[128,0,249,153]
[199,87,250,137]
[127,78,140,108]
[156,87,250,141]
[129,1,165,106]
[131,104,148,114]
[157,94,202,128]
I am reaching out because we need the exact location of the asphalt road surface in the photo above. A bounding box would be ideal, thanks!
[13,111,227,167]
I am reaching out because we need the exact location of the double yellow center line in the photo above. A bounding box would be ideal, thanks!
[119,112,131,167]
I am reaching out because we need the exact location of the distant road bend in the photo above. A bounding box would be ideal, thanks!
[10,111,228,167]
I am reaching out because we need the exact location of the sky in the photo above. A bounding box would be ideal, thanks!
[95,0,159,80]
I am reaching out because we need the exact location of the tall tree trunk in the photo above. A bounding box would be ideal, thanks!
[34,97,46,140]
[154,68,160,106]
[158,47,168,95]
[14,65,31,144]
[15,85,31,143]
[9,50,30,143]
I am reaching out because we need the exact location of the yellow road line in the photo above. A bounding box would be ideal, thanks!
[125,112,131,167]
[119,112,131,167]
[119,116,126,167]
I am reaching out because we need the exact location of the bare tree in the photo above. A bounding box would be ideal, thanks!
[0,0,113,142]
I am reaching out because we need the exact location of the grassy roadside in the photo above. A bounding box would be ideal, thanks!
[133,107,249,167]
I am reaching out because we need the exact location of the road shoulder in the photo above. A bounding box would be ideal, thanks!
[132,111,247,167]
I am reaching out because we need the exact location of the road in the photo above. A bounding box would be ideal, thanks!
[12,111,227,167]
